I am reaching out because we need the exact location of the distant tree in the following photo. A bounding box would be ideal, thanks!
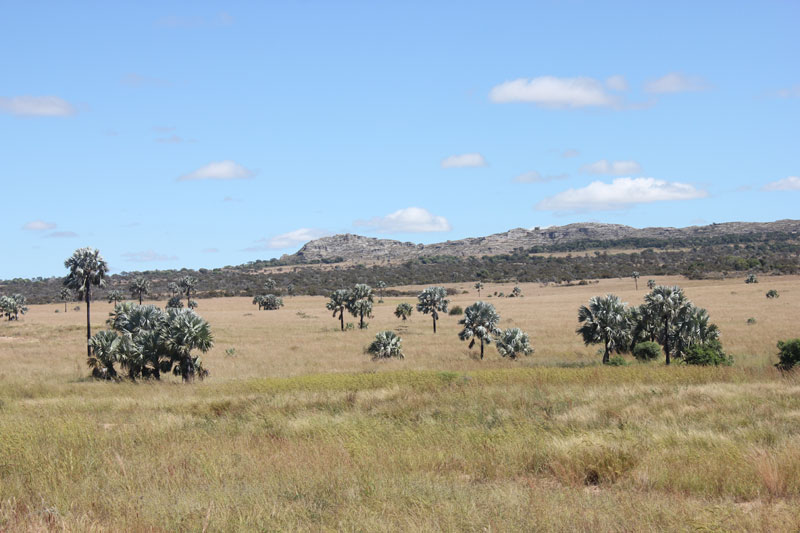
[766,289,779,299]
[252,295,264,310]
[0,294,28,321]
[458,301,501,359]
[346,284,374,330]
[745,273,758,284]
[263,278,277,293]
[107,289,125,306]
[632,271,640,290]
[416,286,449,333]
[474,282,484,297]
[394,302,413,321]
[576,294,630,364]
[495,327,533,359]
[64,247,109,358]
[59,287,72,312]
[129,276,151,305]
[286,283,295,298]
[366,330,404,359]
[178,276,198,308]
[261,294,283,310]
[166,295,184,309]
[326,289,349,331]
[647,279,656,290]
[376,280,387,302]
[510,285,522,298]
[775,339,800,371]
[167,282,180,297]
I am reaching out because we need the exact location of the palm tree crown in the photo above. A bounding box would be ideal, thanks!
[64,247,109,357]
[458,301,501,359]
[346,284,373,330]
[416,286,449,333]
[576,294,630,364]
[326,289,350,331]
[129,276,151,305]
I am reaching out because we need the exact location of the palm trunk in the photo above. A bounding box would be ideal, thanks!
[64,301,67,313]
[359,311,364,330]
[85,286,92,358]
[664,318,671,366]
[603,338,610,364]
[182,356,194,383]
[186,290,190,308]
[139,294,143,305]
[635,279,638,290]
[432,315,437,333]
[480,338,484,359]
[340,311,344,331]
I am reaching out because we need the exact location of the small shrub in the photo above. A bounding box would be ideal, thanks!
[632,341,661,362]
[607,354,629,366]
[682,340,732,366]
[747,317,757,325]
[366,331,404,359]
[345,322,355,331]
[359,322,369,330]
[224,348,237,358]
[448,305,463,316]
[775,339,800,371]
[766,289,779,299]
[745,273,758,284]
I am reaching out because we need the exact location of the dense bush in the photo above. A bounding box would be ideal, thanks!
[775,339,800,371]
[607,354,629,366]
[766,289,779,299]
[366,331,404,359]
[682,339,732,366]
[448,305,463,316]
[632,341,661,362]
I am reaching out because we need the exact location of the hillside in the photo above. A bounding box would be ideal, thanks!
[290,220,800,263]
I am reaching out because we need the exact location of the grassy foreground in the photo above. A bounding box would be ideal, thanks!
[1,276,800,530]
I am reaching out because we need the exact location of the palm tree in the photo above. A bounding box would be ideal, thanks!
[643,285,691,365]
[474,282,484,297]
[376,281,387,302]
[672,306,719,360]
[0,294,27,321]
[167,282,179,297]
[496,327,534,359]
[261,295,283,310]
[178,275,198,308]
[107,289,125,306]
[458,301,501,359]
[394,302,413,321]
[252,294,264,310]
[87,330,121,380]
[326,289,349,331]
[576,294,630,364]
[64,247,109,357]
[510,285,522,298]
[163,308,214,383]
[632,271,640,290]
[263,278,277,293]
[647,279,656,290]
[59,287,72,312]
[129,276,151,305]
[416,286,449,333]
[346,284,373,330]
[366,331,404,359]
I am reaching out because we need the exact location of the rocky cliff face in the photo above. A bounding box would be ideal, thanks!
[289,220,800,263]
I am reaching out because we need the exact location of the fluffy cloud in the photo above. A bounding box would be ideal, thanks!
[122,250,178,262]
[355,207,452,233]
[0,96,76,116]
[536,177,707,212]
[644,73,709,94]
[762,176,800,191]
[513,171,568,183]
[244,228,330,251]
[22,220,57,231]
[489,76,618,108]
[580,159,643,175]
[606,75,629,91]
[441,153,487,168]
[178,160,255,181]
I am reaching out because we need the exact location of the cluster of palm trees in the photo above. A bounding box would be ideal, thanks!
[63,247,213,382]
[326,283,375,330]
[252,279,284,310]
[0,294,28,320]
[577,285,721,365]
[89,302,213,382]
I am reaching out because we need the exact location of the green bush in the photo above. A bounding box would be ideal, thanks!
[632,341,661,362]
[682,340,732,366]
[747,317,757,325]
[607,354,629,366]
[775,338,800,371]
[448,305,463,316]
[766,289,779,299]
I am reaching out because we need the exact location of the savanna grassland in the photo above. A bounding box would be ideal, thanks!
[1,275,800,531]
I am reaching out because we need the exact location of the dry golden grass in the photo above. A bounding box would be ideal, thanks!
[1,275,800,531]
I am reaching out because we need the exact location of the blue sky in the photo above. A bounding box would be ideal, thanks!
[2,1,798,279]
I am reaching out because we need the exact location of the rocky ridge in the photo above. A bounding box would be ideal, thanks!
[289,220,800,263]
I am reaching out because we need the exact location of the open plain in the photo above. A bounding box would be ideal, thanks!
[1,275,800,531]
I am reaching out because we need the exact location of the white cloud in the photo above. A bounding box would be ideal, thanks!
[179,160,255,181]
[536,177,707,212]
[513,171,569,183]
[0,96,76,116]
[644,72,709,94]
[763,176,800,191]
[562,149,580,158]
[122,250,178,262]
[580,159,643,175]
[355,207,452,233]
[244,228,330,251]
[489,76,618,108]
[606,75,628,91]
[441,153,487,168]
[45,231,78,238]
[22,220,57,231]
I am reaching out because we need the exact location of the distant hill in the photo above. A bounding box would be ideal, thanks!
[290,220,800,263]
